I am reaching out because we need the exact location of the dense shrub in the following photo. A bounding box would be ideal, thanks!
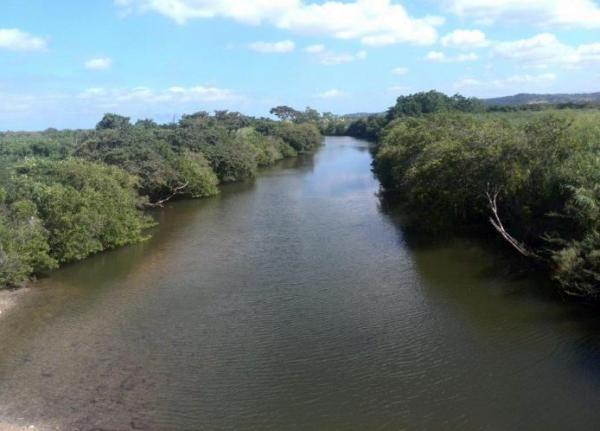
[373,111,600,298]
[96,113,132,130]
[386,90,485,120]
[236,127,296,166]
[273,122,321,153]
[173,151,219,198]
[345,116,386,141]
[196,134,259,182]
[75,128,219,201]
[0,109,320,288]
[0,190,57,286]
[8,158,152,263]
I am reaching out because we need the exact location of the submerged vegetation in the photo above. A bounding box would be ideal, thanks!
[362,91,600,299]
[0,111,321,288]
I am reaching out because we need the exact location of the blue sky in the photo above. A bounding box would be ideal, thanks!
[1,0,599,130]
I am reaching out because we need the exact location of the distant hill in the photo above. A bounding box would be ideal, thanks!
[341,92,600,118]
[484,92,600,106]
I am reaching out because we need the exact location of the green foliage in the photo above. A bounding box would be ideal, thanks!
[340,91,484,141]
[135,118,158,129]
[551,231,600,297]
[179,110,252,130]
[318,112,349,136]
[0,109,320,288]
[173,151,219,198]
[174,113,309,182]
[345,116,387,140]
[386,90,485,120]
[373,110,600,298]
[9,158,152,263]
[236,128,280,166]
[0,193,57,286]
[75,127,220,200]
[187,132,258,183]
[269,106,325,125]
[270,105,300,121]
[96,113,132,130]
[273,122,321,153]
[0,130,81,160]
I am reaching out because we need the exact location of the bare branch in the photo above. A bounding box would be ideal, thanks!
[485,185,536,258]
[146,182,189,208]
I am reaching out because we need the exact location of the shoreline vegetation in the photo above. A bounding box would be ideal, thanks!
[341,91,600,300]
[0,110,321,290]
[2,92,600,302]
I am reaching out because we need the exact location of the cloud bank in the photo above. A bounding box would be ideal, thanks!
[115,0,443,46]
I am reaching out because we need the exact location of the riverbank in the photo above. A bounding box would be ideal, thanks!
[0,112,322,291]
[0,150,319,317]
[0,288,31,319]
[370,110,600,300]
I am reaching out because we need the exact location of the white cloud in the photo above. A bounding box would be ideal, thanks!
[453,77,483,88]
[305,45,368,65]
[79,87,107,97]
[85,57,113,70]
[116,0,442,46]
[391,67,409,75]
[0,84,242,130]
[388,85,410,93]
[304,44,325,53]
[78,84,238,103]
[446,0,600,28]
[426,51,446,61]
[249,40,295,53]
[0,92,51,114]
[0,28,47,52]
[454,73,557,93]
[493,33,600,67]
[502,73,557,84]
[493,33,565,65]
[316,88,346,98]
[355,50,368,60]
[114,0,298,24]
[319,52,357,65]
[426,51,478,62]
[277,0,442,46]
[441,29,488,49]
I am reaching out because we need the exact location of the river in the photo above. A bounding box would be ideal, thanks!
[1,136,600,430]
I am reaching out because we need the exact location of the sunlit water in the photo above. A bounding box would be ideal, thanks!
[2,137,600,430]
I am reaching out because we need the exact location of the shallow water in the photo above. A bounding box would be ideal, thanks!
[1,137,600,430]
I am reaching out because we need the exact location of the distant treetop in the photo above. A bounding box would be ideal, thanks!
[96,113,131,130]
[386,90,485,120]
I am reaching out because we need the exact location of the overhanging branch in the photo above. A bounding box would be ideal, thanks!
[485,186,537,258]
[146,182,189,208]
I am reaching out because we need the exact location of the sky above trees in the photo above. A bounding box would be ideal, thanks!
[1,0,600,129]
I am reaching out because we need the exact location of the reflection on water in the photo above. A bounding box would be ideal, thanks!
[1,137,600,430]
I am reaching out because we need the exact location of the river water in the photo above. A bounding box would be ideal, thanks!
[1,136,600,430]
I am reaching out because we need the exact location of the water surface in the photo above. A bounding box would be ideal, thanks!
[1,137,600,430]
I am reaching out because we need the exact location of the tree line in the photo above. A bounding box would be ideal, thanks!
[365,91,600,299]
[0,111,321,288]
